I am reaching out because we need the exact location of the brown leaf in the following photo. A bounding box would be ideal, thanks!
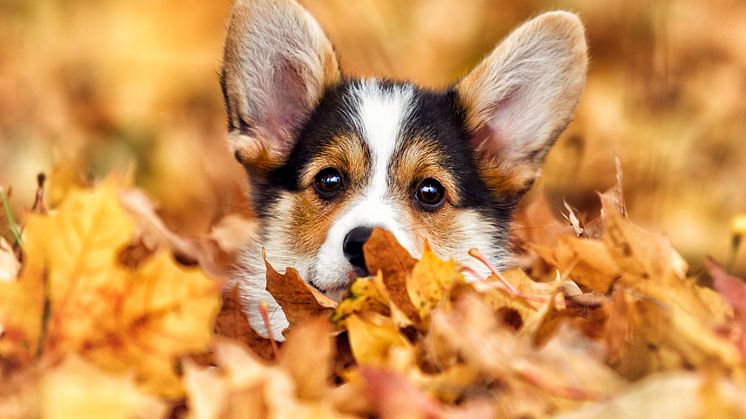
[264,254,336,330]
[363,228,420,323]
[120,188,228,278]
[532,236,621,293]
[215,285,275,361]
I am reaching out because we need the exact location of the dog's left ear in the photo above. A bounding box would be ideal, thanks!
[457,11,588,196]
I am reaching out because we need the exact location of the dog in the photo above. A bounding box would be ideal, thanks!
[220,0,588,337]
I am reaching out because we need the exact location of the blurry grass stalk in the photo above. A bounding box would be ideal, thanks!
[1,186,23,249]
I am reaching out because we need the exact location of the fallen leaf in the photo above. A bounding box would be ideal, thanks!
[363,228,420,324]
[186,339,354,419]
[2,177,221,397]
[532,236,621,293]
[555,372,746,419]
[346,313,412,369]
[41,356,166,419]
[120,188,227,277]
[264,254,337,332]
[333,272,391,323]
[279,317,334,400]
[406,243,463,322]
[360,367,493,419]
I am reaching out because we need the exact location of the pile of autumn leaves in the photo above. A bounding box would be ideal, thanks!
[1,172,745,419]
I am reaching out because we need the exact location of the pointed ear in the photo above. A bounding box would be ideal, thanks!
[221,0,341,172]
[457,11,587,196]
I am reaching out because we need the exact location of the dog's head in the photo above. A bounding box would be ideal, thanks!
[221,0,587,303]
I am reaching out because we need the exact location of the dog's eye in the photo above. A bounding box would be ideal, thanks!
[314,168,344,199]
[414,178,445,211]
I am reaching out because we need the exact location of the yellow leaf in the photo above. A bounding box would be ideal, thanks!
[82,250,221,396]
[186,339,354,419]
[406,243,463,321]
[333,272,390,323]
[41,356,166,419]
[346,313,412,368]
[0,176,221,397]
[555,372,746,419]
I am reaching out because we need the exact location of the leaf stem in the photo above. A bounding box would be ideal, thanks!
[259,301,279,359]
[0,186,23,249]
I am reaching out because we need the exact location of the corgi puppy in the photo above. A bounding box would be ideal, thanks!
[220,0,587,337]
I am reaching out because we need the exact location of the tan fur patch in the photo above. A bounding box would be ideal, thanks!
[392,138,461,206]
[299,135,370,191]
[288,134,370,256]
[287,190,351,256]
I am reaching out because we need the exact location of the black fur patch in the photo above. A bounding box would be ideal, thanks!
[247,79,519,233]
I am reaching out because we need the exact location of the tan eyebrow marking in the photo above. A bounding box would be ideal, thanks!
[299,134,370,190]
[393,137,461,206]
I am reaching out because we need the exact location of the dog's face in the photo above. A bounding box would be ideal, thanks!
[220,0,587,334]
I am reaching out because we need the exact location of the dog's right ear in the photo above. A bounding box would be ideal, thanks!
[221,0,341,172]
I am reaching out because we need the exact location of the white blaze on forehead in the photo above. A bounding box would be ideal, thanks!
[354,81,413,198]
[312,81,418,293]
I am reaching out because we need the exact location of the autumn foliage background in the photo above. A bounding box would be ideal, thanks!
[0,0,744,275]
[1,1,746,418]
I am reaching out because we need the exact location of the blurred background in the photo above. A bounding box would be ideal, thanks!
[0,0,744,275]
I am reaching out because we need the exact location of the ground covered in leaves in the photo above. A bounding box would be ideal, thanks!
[1,170,745,419]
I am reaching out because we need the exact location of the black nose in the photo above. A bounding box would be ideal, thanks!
[343,226,373,271]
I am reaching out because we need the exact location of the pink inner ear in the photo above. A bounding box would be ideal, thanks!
[471,124,503,161]
[260,60,314,154]
[469,88,518,162]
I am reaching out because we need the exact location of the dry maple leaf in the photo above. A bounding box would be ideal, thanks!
[333,271,392,323]
[185,338,354,419]
[345,312,413,370]
[431,293,622,408]
[406,243,463,323]
[531,236,620,293]
[264,253,337,336]
[363,228,420,323]
[0,176,221,397]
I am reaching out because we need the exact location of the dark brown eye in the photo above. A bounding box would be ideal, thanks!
[414,178,445,211]
[314,168,344,199]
